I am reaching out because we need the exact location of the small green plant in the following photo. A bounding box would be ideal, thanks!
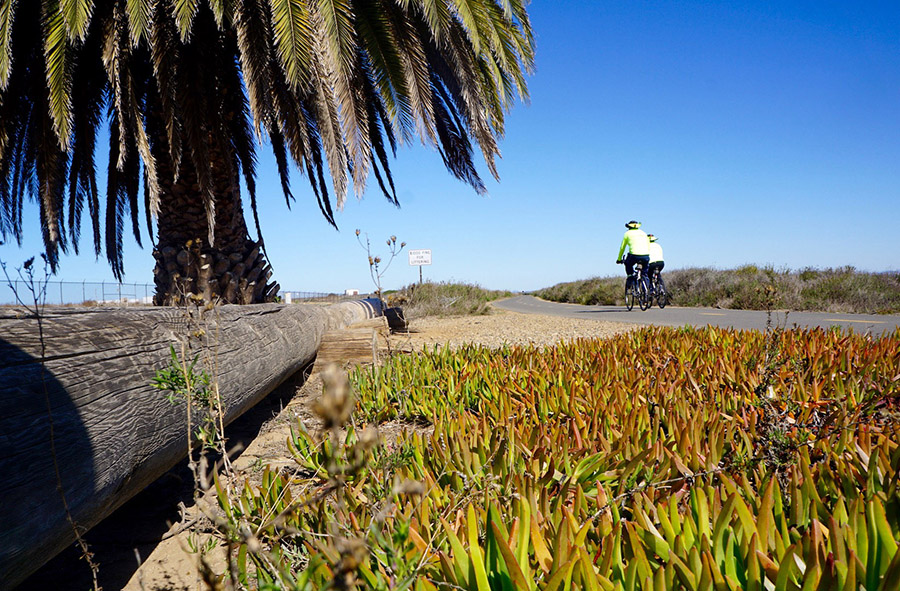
[152,346,212,406]
[186,531,218,556]
[152,345,219,450]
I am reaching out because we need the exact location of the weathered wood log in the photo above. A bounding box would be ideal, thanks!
[0,300,382,589]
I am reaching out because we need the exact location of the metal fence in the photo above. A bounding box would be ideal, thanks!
[0,281,367,306]
[1,280,155,306]
[280,291,368,305]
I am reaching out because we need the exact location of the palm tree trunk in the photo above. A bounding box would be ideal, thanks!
[151,147,279,305]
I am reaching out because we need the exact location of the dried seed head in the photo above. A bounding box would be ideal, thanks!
[314,364,355,429]
[335,536,368,586]
[357,426,380,451]
[392,478,426,497]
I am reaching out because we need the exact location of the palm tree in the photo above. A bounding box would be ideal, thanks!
[0,0,534,304]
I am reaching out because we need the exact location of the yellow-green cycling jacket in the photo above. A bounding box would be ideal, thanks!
[617,229,650,260]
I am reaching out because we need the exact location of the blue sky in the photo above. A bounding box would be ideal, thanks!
[2,0,898,295]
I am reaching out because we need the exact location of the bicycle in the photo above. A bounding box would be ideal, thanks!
[648,267,668,309]
[620,260,651,311]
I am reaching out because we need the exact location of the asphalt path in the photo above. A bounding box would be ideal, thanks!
[494,295,900,335]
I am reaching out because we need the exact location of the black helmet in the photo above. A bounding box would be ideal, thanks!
[625,220,641,229]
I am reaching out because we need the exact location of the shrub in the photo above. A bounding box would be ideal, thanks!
[399,281,512,318]
[533,277,622,305]
[539,266,900,313]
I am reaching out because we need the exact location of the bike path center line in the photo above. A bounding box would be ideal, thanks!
[824,318,885,324]
[700,313,726,316]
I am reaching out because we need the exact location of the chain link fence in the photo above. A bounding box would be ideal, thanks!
[280,291,368,305]
[1,280,155,306]
[0,281,368,306]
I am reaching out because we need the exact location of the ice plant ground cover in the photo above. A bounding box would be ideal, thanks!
[215,326,900,590]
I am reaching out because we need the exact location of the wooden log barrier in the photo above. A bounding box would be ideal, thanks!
[0,300,382,589]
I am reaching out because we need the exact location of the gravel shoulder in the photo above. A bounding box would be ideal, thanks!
[395,305,633,350]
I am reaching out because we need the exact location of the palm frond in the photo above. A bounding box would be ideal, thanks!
[43,0,74,149]
[448,0,482,53]
[125,0,153,45]
[317,0,370,196]
[207,0,227,27]
[317,0,354,69]
[149,0,182,173]
[233,0,275,136]
[121,126,142,248]
[268,0,314,90]
[61,0,93,41]
[268,126,294,207]
[419,0,450,44]
[36,96,70,270]
[430,70,483,193]
[105,113,126,278]
[67,18,106,253]
[267,58,316,192]
[309,52,348,208]
[382,0,435,144]
[353,0,411,133]
[101,2,131,172]
[171,0,199,41]
[481,0,525,101]
[505,0,535,73]
[299,97,335,224]
[0,0,15,88]
[222,32,258,208]
[127,77,159,218]
[359,52,397,203]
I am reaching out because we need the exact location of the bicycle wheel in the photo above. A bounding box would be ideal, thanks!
[624,279,634,311]
[638,278,651,311]
[657,277,668,309]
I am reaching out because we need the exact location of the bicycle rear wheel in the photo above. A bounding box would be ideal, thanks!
[638,278,651,311]
[657,278,668,309]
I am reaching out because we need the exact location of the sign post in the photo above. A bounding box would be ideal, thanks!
[408,249,432,284]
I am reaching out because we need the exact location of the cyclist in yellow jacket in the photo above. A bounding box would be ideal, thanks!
[616,220,650,288]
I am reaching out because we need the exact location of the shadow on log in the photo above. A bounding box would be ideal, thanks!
[0,300,381,589]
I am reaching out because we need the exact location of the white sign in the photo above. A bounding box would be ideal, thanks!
[408,249,432,266]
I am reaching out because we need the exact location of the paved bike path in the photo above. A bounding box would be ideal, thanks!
[494,295,900,335]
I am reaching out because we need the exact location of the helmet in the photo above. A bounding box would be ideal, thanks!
[648,234,657,242]
[625,220,641,229]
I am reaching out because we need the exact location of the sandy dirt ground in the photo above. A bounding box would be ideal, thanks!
[21,307,632,591]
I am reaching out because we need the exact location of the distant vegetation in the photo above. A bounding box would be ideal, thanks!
[535,266,900,314]
[389,281,513,318]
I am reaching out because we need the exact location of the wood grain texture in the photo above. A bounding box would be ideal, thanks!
[0,300,380,588]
